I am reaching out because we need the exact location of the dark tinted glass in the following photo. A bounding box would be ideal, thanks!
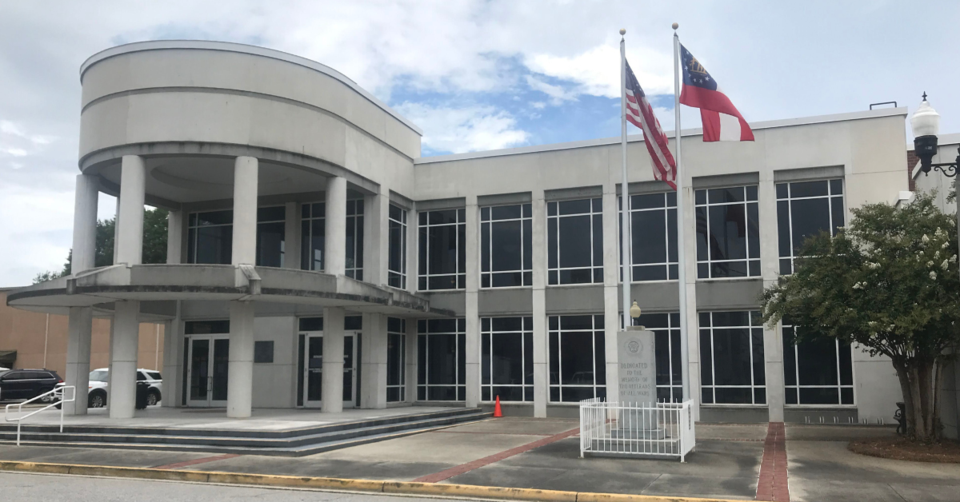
[298,317,323,332]
[185,320,230,334]
[790,198,831,253]
[257,206,285,222]
[256,221,285,267]
[790,180,829,198]
[491,205,522,220]
[195,210,232,226]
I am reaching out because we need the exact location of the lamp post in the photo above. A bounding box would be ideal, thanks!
[911,93,960,283]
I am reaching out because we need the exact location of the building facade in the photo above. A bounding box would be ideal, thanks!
[6,41,909,423]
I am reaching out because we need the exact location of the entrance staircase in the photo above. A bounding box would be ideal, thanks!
[0,407,488,457]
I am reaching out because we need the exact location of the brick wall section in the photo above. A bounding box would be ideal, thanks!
[907,149,919,191]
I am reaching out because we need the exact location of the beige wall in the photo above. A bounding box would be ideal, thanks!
[0,291,164,376]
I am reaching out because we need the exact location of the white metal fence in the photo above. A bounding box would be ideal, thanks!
[579,398,696,462]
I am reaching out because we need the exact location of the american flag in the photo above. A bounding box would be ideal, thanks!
[625,59,677,190]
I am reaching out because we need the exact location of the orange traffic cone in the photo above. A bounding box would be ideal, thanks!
[493,395,503,418]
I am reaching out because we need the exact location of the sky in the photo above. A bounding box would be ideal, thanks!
[1,0,960,287]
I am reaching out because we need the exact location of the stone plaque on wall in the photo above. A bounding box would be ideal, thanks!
[617,330,656,404]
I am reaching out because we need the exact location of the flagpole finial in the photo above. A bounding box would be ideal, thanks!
[619,28,626,36]
[672,23,679,30]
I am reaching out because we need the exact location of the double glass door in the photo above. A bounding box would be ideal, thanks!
[187,336,230,407]
[302,332,357,408]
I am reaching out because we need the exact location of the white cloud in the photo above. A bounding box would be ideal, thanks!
[394,102,528,154]
[525,44,673,99]
[0,185,74,286]
[525,75,578,104]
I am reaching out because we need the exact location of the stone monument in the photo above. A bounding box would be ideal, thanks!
[617,328,661,436]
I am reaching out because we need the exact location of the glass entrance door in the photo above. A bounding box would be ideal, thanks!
[187,336,229,407]
[301,332,357,408]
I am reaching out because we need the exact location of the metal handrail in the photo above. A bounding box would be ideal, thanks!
[5,386,75,446]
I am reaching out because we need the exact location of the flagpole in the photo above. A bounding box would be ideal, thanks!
[673,23,691,403]
[619,29,632,332]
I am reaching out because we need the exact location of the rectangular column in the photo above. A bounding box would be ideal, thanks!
[322,307,346,413]
[405,202,418,293]
[531,190,548,417]
[116,155,145,265]
[360,313,388,409]
[363,185,389,286]
[166,210,183,264]
[227,301,255,418]
[283,201,300,269]
[71,174,99,273]
[64,307,92,415]
[601,184,622,405]
[162,301,183,408]
[109,300,140,419]
[678,171,701,420]
[759,176,785,422]
[405,317,418,403]
[324,177,347,275]
[464,196,480,408]
[232,156,258,265]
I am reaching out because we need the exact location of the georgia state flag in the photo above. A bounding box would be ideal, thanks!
[679,45,754,142]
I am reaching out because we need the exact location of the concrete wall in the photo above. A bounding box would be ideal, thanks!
[251,316,296,409]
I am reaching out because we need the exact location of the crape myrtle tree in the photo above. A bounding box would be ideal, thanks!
[33,208,169,283]
[760,193,960,442]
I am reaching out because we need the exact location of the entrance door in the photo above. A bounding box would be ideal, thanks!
[187,336,230,407]
[301,332,358,408]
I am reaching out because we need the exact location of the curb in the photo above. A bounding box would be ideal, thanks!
[0,460,760,502]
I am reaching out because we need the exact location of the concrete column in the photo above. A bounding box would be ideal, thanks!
[71,174,99,274]
[531,191,548,417]
[360,313,388,409]
[63,307,93,415]
[162,301,183,408]
[227,301,255,418]
[283,201,300,269]
[166,210,183,264]
[406,202,418,293]
[758,176,784,421]
[232,156,259,265]
[324,177,347,275]
[601,185,622,404]
[109,300,140,419]
[112,196,120,265]
[116,155,145,265]
[678,170,701,421]
[405,317,418,402]
[464,196,480,407]
[322,307,346,413]
[363,186,389,286]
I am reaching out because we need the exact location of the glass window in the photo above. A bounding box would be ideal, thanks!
[695,186,760,279]
[548,314,606,402]
[187,210,233,264]
[699,311,766,405]
[481,317,534,402]
[300,203,325,271]
[345,198,364,280]
[481,204,532,288]
[782,323,854,406]
[256,206,286,268]
[776,179,845,274]
[548,198,603,285]
[620,192,678,282]
[417,318,466,400]
[636,312,683,402]
[418,209,466,290]
[89,369,109,382]
[184,320,230,334]
[388,204,407,289]
[387,317,406,402]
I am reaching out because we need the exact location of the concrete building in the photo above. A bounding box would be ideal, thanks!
[6,41,910,423]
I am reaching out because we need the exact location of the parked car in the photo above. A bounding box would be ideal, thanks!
[0,369,63,402]
[56,368,162,408]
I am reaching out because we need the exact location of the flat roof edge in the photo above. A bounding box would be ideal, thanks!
[79,40,423,136]
[415,107,908,165]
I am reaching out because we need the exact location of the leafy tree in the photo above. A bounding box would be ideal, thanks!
[761,193,960,441]
[33,208,168,284]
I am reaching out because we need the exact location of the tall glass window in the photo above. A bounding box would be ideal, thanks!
[776,179,845,274]
[621,192,678,282]
[300,202,325,271]
[256,206,286,268]
[481,204,532,288]
[481,317,534,402]
[548,314,606,402]
[188,210,233,264]
[345,199,364,280]
[636,312,683,402]
[418,209,466,290]
[387,317,406,402]
[695,186,759,278]
[388,204,407,289]
[417,319,466,401]
[782,323,854,405]
[699,311,765,405]
[548,198,603,285]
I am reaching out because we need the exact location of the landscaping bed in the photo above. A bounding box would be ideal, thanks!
[849,437,960,463]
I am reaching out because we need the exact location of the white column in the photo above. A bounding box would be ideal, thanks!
[363,186,389,285]
[161,316,181,408]
[109,300,140,419]
[116,155,146,265]
[602,184,622,405]
[232,156,258,265]
[406,202,418,293]
[322,307,345,413]
[71,174,99,274]
[283,201,299,269]
[405,317,418,402]
[166,210,183,264]
[360,312,388,409]
[64,307,92,415]
[464,196,480,407]
[531,191,548,417]
[227,301,255,418]
[759,176,785,422]
[679,169,701,420]
[324,177,347,275]
[112,197,120,264]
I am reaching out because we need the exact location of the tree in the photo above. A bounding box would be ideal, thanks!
[760,193,960,441]
[33,208,169,284]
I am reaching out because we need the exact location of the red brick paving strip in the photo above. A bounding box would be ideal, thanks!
[413,427,580,483]
[153,454,240,470]
[756,422,789,501]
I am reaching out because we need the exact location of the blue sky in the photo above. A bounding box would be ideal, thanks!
[2,0,960,285]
